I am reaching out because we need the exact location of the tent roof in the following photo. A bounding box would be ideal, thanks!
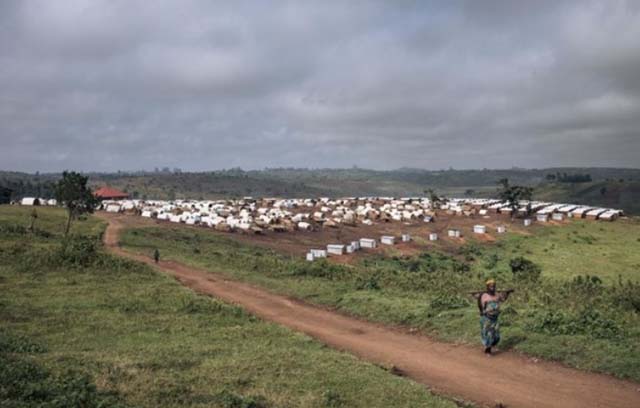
[94,186,129,199]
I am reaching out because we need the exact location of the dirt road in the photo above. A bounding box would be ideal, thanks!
[101,214,640,408]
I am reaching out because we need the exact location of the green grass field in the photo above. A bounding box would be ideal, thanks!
[0,206,456,407]
[482,219,640,282]
[119,217,640,381]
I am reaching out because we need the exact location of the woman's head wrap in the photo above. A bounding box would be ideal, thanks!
[485,278,496,286]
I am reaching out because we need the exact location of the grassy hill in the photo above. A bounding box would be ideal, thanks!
[0,206,455,407]
[2,167,640,213]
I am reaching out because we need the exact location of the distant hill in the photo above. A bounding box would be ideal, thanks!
[2,167,639,213]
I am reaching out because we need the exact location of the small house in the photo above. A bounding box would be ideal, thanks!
[351,241,361,251]
[381,235,395,245]
[523,219,532,226]
[496,226,506,234]
[552,213,564,221]
[599,210,620,221]
[360,238,377,249]
[94,186,129,201]
[21,197,40,206]
[310,249,327,258]
[447,229,461,238]
[327,244,345,255]
[585,208,607,220]
[306,253,315,262]
[473,225,486,234]
[429,233,438,241]
[105,203,121,213]
[401,234,411,242]
[536,214,549,222]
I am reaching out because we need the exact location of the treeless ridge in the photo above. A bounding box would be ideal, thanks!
[101,213,640,408]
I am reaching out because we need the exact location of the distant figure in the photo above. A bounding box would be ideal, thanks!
[153,248,160,264]
[473,279,513,355]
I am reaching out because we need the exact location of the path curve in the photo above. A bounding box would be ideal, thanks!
[101,213,640,408]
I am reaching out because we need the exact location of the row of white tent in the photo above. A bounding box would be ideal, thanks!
[18,194,622,226]
[446,198,623,221]
[19,197,57,206]
[96,196,624,231]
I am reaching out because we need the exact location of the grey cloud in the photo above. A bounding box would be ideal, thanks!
[1,0,639,172]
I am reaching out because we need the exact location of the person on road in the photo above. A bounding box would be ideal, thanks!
[153,248,160,264]
[476,279,512,355]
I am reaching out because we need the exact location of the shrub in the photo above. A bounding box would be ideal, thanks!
[429,294,470,310]
[483,253,500,269]
[459,243,483,261]
[0,354,127,407]
[526,308,623,339]
[322,389,345,407]
[289,259,349,280]
[612,278,640,313]
[215,389,268,408]
[56,235,99,267]
[509,256,541,281]
[0,331,47,353]
[356,275,381,291]
[563,275,603,298]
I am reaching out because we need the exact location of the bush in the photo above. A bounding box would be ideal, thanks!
[483,253,500,269]
[289,259,349,280]
[526,308,623,339]
[56,235,99,267]
[509,256,541,281]
[0,331,47,353]
[215,389,268,408]
[563,275,603,298]
[355,275,381,291]
[459,243,483,261]
[612,278,640,313]
[322,389,345,407]
[429,294,470,310]
[0,353,127,407]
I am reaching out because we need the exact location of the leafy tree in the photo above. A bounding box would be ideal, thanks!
[54,171,99,235]
[498,178,533,218]
[509,256,541,281]
[424,188,445,209]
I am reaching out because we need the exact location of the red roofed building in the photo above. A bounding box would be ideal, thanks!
[94,186,129,200]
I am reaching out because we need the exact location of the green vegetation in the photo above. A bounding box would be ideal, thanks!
[0,206,456,407]
[492,220,640,282]
[54,170,99,235]
[120,220,640,381]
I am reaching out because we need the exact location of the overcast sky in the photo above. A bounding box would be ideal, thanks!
[1,0,639,172]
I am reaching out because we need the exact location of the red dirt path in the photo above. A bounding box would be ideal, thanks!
[101,213,640,408]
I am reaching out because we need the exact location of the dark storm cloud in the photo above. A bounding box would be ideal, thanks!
[1,0,639,172]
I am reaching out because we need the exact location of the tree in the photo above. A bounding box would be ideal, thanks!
[54,171,99,236]
[497,178,533,218]
[424,188,445,210]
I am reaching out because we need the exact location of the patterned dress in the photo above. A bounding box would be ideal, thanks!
[480,299,501,347]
